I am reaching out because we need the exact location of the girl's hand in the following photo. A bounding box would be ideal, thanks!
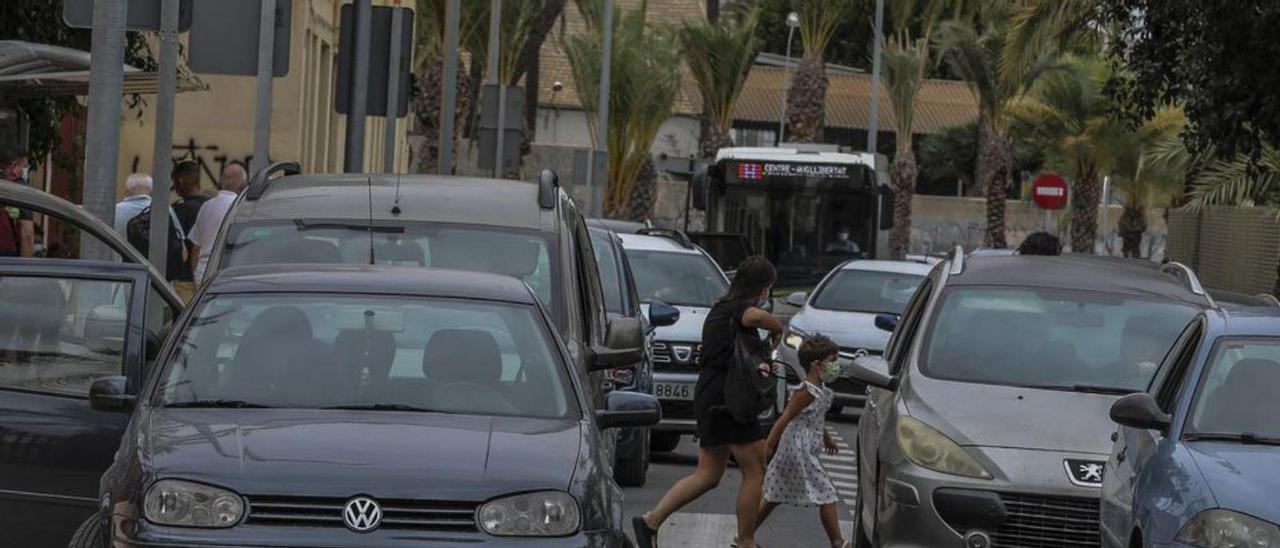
[823,433,839,455]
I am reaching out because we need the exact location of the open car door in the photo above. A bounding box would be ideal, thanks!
[0,183,183,547]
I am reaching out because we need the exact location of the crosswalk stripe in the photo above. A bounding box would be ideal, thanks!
[822,455,856,463]
[833,480,857,489]
[650,513,855,547]
[825,463,856,471]
[829,471,857,481]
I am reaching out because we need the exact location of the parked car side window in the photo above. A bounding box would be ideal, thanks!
[572,216,607,345]
[589,230,625,315]
[887,277,934,376]
[0,276,132,396]
[1154,319,1204,413]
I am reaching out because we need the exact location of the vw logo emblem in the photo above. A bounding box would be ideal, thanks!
[343,496,382,533]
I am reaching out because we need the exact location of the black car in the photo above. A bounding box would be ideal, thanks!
[588,225,679,487]
[74,265,659,547]
[0,183,184,548]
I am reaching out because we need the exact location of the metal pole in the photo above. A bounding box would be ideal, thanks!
[438,0,461,175]
[148,0,180,279]
[82,0,130,259]
[592,0,615,217]
[251,0,277,175]
[487,0,505,177]
[866,0,886,154]
[345,0,373,173]
[779,25,795,144]
[383,3,404,172]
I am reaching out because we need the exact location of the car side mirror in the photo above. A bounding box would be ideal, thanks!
[89,376,136,412]
[1110,393,1171,432]
[850,356,897,391]
[874,314,899,333]
[784,292,808,308]
[648,301,680,328]
[596,391,661,429]
[590,317,644,372]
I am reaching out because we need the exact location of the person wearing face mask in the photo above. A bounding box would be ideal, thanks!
[754,334,847,548]
[824,227,861,256]
[0,146,35,257]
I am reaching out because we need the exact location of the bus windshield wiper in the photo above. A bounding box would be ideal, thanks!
[324,403,440,413]
[1184,432,1280,446]
[1070,384,1140,395]
[164,399,273,409]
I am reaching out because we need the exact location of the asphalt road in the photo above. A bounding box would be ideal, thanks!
[623,411,862,547]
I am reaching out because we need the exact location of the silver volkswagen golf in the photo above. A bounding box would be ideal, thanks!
[849,252,1211,548]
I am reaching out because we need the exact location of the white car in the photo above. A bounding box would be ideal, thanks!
[779,260,932,415]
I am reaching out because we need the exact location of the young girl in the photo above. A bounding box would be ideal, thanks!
[755,334,848,547]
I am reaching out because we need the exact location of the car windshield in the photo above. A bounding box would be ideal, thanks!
[922,287,1198,391]
[223,221,559,322]
[627,249,727,308]
[1187,338,1280,439]
[811,269,925,315]
[156,293,576,419]
[589,229,624,314]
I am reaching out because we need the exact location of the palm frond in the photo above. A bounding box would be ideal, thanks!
[793,0,847,59]
[1000,0,1097,84]
[1184,146,1280,211]
[882,33,924,152]
[678,8,761,136]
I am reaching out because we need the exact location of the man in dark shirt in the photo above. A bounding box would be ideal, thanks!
[170,161,207,234]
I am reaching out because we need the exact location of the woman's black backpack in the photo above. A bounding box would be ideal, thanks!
[722,314,777,424]
[126,207,186,281]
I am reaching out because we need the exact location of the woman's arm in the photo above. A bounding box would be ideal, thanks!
[765,387,815,455]
[742,306,785,335]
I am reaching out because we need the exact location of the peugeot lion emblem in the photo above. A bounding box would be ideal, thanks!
[343,496,383,532]
[1064,459,1105,487]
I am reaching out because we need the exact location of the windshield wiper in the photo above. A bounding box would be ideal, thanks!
[164,399,273,409]
[292,220,404,234]
[323,403,439,413]
[1070,384,1140,395]
[1184,432,1280,446]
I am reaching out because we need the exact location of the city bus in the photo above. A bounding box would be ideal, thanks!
[692,146,894,289]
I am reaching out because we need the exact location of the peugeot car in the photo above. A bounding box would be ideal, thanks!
[1101,306,1280,548]
[73,265,657,547]
[780,260,930,415]
[849,253,1210,548]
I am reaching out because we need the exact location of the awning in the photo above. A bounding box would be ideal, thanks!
[0,40,205,98]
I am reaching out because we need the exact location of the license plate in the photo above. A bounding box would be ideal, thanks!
[654,382,693,401]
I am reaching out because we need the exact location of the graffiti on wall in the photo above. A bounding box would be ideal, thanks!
[129,137,254,190]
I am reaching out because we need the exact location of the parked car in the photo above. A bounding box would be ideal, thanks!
[1101,306,1280,548]
[589,225,679,486]
[0,183,184,548]
[203,166,629,415]
[848,252,1212,548]
[616,231,729,452]
[779,260,931,416]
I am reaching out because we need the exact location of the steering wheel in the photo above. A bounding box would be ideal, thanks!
[432,382,518,414]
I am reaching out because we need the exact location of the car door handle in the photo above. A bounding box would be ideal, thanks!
[1111,431,1119,442]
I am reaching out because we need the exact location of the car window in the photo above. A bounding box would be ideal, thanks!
[0,276,132,396]
[1153,318,1203,412]
[223,221,559,322]
[922,287,1198,391]
[589,230,625,315]
[888,277,933,375]
[572,216,606,344]
[157,293,577,419]
[1187,337,1280,438]
[811,269,925,315]
[627,250,728,308]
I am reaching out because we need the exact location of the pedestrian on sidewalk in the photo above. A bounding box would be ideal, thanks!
[188,162,247,284]
[753,334,848,548]
[634,256,786,548]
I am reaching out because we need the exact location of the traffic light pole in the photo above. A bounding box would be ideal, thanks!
[148,0,180,278]
[82,0,130,259]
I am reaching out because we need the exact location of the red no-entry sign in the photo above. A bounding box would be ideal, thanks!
[1032,173,1069,210]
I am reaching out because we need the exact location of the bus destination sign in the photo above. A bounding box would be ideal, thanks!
[734,162,852,181]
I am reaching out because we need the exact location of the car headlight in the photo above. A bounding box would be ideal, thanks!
[896,416,992,479]
[144,479,244,528]
[784,328,806,350]
[1177,509,1280,547]
[478,491,580,537]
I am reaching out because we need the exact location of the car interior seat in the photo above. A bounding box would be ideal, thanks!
[221,306,314,403]
[421,328,516,415]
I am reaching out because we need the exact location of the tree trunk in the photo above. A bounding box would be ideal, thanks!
[1070,174,1101,253]
[786,55,828,143]
[978,125,1012,249]
[700,123,733,161]
[411,54,470,174]
[1119,204,1147,258]
[888,148,917,260]
[625,157,658,222]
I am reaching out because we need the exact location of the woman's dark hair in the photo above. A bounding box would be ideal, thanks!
[1017,231,1061,256]
[721,255,776,304]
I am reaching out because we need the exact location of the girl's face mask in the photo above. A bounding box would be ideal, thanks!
[821,359,842,383]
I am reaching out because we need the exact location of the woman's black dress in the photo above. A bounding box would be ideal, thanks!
[693,299,769,448]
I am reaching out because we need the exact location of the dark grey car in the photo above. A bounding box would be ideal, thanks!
[75,265,659,547]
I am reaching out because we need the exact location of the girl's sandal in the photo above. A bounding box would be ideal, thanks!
[632,516,658,548]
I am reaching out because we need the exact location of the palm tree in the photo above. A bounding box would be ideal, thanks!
[1001,0,1099,83]
[1181,146,1280,210]
[1107,108,1187,257]
[784,0,847,143]
[882,33,926,259]
[1009,55,1117,252]
[412,0,487,173]
[565,1,682,218]
[678,6,762,159]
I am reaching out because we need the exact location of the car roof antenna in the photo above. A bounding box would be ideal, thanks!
[367,176,376,266]
[391,174,402,215]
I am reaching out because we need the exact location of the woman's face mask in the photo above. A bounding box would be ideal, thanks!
[821,359,842,383]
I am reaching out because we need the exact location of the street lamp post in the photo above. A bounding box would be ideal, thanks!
[779,11,799,145]
[866,0,886,154]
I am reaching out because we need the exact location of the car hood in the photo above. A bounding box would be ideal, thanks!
[141,408,582,501]
[904,377,1119,455]
[1187,441,1280,523]
[644,303,709,343]
[789,308,891,353]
